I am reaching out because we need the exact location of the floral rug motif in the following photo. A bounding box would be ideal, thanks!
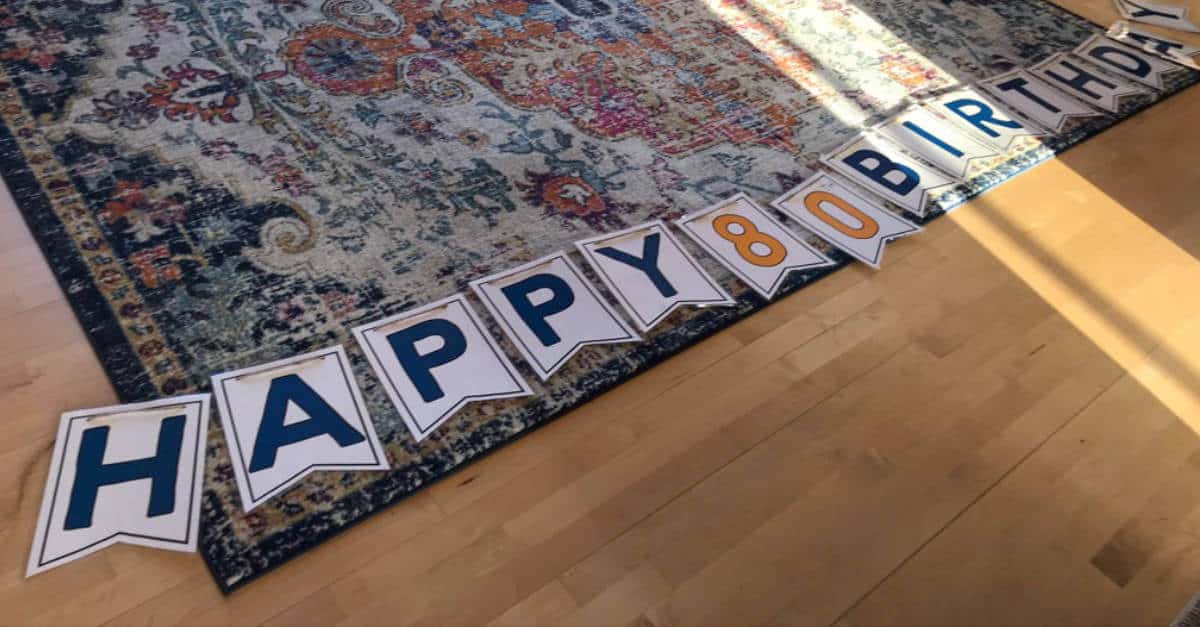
[0,0,1194,591]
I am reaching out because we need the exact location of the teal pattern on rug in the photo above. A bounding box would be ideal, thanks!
[0,0,1194,590]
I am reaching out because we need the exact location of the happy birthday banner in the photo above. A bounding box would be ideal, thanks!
[27,16,1200,577]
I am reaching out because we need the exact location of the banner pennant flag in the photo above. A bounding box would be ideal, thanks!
[873,105,1004,179]
[822,133,959,216]
[27,394,212,577]
[353,294,534,443]
[575,221,735,332]
[675,192,836,299]
[1074,34,1187,89]
[772,173,921,269]
[1107,20,1200,70]
[470,251,640,380]
[1031,52,1150,113]
[979,68,1105,133]
[922,85,1050,152]
[211,346,390,512]
[1112,0,1200,33]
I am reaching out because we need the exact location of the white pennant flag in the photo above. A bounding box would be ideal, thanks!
[822,133,959,216]
[575,221,735,332]
[27,394,211,577]
[211,346,390,512]
[1075,34,1187,89]
[675,192,835,299]
[353,294,533,442]
[470,251,640,380]
[1113,0,1200,33]
[1031,52,1149,113]
[979,68,1104,133]
[874,106,1002,178]
[923,85,1050,151]
[772,173,921,269]
[1107,20,1200,70]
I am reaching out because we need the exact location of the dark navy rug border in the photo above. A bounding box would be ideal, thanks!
[0,0,1195,595]
[0,106,158,403]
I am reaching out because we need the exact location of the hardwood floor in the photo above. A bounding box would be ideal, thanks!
[3,1,1200,624]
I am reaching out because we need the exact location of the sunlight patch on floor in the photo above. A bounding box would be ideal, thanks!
[947,161,1200,432]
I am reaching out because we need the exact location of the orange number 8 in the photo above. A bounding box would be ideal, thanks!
[712,214,787,267]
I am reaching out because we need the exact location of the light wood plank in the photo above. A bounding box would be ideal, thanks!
[2,1,1199,625]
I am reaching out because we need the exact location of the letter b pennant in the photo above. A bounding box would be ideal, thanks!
[823,133,959,216]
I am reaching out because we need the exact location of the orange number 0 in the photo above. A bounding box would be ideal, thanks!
[712,214,787,267]
[804,191,879,239]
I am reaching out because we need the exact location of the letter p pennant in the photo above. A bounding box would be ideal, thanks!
[353,294,533,442]
[470,251,640,380]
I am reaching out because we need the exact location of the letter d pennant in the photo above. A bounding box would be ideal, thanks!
[470,251,640,380]
[27,394,211,577]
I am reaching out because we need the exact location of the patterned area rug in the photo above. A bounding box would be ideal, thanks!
[0,0,1194,591]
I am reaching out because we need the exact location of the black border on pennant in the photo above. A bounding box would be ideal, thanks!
[472,252,639,379]
[357,297,530,437]
[676,193,835,299]
[578,222,733,331]
[216,348,384,508]
[772,173,922,270]
[35,400,205,570]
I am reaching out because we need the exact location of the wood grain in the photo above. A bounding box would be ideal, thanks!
[2,2,1200,624]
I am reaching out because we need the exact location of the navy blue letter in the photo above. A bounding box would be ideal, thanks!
[901,121,965,157]
[996,77,1062,114]
[248,374,366,472]
[1044,60,1117,100]
[844,149,919,195]
[1087,45,1152,79]
[65,415,186,530]
[595,233,678,298]
[1127,32,1184,56]
[942,98,1023,138]
[1127,1,1174,19]
[386,318,468,403]
[500,273,575,347]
